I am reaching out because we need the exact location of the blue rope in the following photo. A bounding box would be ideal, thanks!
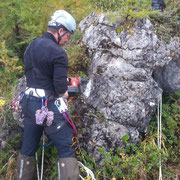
[40,140,53,147]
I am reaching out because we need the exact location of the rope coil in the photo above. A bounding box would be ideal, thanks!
[78,161,96,180]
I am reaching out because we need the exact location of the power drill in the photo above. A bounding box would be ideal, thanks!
[67,77,88,98]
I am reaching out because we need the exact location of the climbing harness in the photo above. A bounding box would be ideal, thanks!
[157,95,162,180]
[55,97,77,137]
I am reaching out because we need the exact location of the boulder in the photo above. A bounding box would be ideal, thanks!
[78,12,180,161]
[153,58,180,94]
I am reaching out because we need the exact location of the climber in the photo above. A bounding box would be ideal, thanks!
[152,0,166,11]
[16,10,79,180]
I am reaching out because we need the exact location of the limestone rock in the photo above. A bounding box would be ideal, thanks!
[153,58,180,94]
[1,141,7,149]
[78,12,180,161]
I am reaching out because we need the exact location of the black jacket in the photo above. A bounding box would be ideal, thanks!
[24,32,68,95]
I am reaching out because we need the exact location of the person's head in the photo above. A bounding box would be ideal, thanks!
[47,10,76,45]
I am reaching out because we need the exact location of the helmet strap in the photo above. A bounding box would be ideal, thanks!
[57,30,69,44]
[57,31,61,44]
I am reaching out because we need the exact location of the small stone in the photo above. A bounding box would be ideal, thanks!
[0,130,8,140]
[13,111,20,120]
[1,141,7,149]
[150,102,156,106]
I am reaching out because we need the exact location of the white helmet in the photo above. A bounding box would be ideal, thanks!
[48,10,76,34]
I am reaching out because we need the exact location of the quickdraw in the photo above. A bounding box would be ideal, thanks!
[55,97,77,137]
[41,96,47,107]
[11,92,24,112]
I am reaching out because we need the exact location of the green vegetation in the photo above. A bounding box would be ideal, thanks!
[76,92,180,179]
[91,0,180,43]
[0,0,179,179]
[91,0,157,35]
[0,0,93,59]
[0,41,23,100]
[0,133,22,179]
[150,0,180,43]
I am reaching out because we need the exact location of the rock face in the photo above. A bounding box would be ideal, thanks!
[78,12,180,161]
[153,37,180,94]
[0,77,25,150]
[13,76,27,100]
[12,76,26,122]
[153,58,180,94]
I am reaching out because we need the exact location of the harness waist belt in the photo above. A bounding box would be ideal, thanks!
[25,88,45,97]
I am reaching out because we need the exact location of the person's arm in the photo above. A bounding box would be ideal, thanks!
[52,50,69,98]
[58,91,68,98]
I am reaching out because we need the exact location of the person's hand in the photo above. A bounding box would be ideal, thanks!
[59,91,68,99]
[63,91,69,99]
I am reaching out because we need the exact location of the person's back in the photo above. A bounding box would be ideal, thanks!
[24,32,68,96]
